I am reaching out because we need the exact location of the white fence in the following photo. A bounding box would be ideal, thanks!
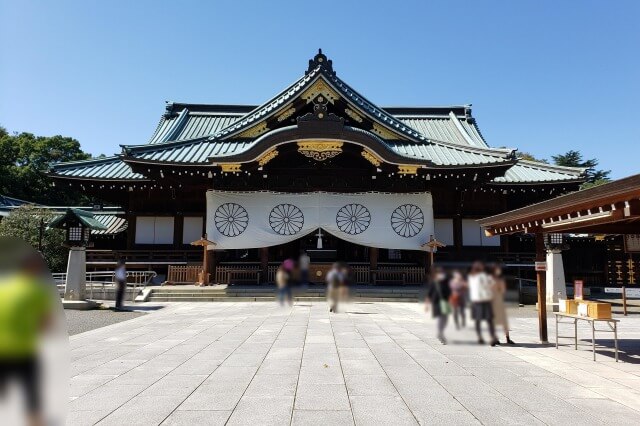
[52,270,157,301]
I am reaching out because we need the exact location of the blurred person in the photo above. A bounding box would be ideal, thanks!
[299,251,310,287]
[114,259,127,311]
[275,264,292,306]
[449,270,467,330]
[491,265,514,345]
[425,267,451,344]
[326,262,342,313]
[468,261,498,346]
[338,262,350,304]
[0,243,54,426]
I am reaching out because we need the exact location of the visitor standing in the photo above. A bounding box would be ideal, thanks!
[326,263,342,313]
[425,267,451,344]
[114,259,127,311]
[449,270,467,329]
[491,265,514,344]
[299,251,310,287]
[467,261,498,346]
[275,264,292,306]
[0,244,53,426]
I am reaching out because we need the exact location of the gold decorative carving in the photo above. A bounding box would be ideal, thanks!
[301,79,340,104]
[297,140,343,162]
[236,122,269,138]
[220,163,241,173]
[361,149,382,167]
[344,107,363,123]
[398,165,418,175]
[372,123,404,140]
[258,149,278,166]
[276,107,296,122]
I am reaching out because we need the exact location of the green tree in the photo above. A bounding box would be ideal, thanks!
[0,126,91,204]
[518,151,548,163]
[551,150,611,184]
[0,205,67,272]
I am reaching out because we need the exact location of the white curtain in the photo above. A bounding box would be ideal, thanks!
[206,191,433,251]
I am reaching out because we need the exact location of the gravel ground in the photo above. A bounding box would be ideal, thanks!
[65,307,147,335]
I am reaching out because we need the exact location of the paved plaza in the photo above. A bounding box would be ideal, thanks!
[68,302,640,425]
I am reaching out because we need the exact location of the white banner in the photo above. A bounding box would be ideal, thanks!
[206,191,433,251]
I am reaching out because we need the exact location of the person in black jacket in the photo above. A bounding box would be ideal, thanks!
[426,266,452,344]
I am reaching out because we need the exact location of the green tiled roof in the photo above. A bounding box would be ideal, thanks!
[49,208,108,231]
[52,156,148,181]
[49,50,585,185]
[491,160,585,184]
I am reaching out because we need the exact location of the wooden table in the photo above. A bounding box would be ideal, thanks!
[554,312,619,362]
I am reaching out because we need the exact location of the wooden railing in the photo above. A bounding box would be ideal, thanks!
[215,265,261,284]
[372,266,425,285]
[167,265,202,284]
[86,249,201,264]
[351,265,370,284]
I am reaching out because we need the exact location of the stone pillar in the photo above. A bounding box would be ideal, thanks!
[64,247,86,301]
[545,249,567,307]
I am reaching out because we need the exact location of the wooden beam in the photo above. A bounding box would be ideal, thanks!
[535,233,548,343]
[260,247,269,284]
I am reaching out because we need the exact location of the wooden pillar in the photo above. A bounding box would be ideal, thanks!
[425,251,432,281]
[207,248,216,284]
[453,190,464,254]
[535,232,548,343]
[260,247,269,284]
[202,245,209,285]
[370,247,378,284]
[453,214,463,254]
[174,214,183,248]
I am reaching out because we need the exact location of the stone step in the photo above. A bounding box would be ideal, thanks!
[147,296,418,303]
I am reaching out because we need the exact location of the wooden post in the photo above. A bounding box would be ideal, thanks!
[370,247,378,285]
[207,249,216,284]
[622,286,628,316]
[260,247,269,284]
[202,245,209,285]
[535,232,548,343]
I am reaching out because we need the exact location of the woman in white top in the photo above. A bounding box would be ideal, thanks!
[467,262,498,346]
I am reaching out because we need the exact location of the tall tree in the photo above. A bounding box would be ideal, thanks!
[0,205,67,272]
[0,126,91,204]
[551,150,611,184]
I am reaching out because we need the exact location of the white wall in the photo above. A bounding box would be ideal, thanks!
[434,219,454,246]
[182,216,204,244]
[462,219,500,247]
[135,216,175,244]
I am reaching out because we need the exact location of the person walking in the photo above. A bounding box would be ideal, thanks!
[299,251,310,287]
[467,262,498,346]
[449,269,467,330]
[326,262,342,313]
[425,267,451,344]
[114,259,127,311]
[275,264,292,306]
[491,265,514,344]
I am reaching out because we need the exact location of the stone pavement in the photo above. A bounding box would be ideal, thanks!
[67,302,640,425]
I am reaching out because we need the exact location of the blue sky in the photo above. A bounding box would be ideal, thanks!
[1,1,638,178]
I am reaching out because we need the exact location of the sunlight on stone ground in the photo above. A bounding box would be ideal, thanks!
[67,302,640,426]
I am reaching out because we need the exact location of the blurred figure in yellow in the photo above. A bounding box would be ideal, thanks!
[0,240,54,426]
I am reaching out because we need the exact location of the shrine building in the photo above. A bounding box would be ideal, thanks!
[49,50,595,285]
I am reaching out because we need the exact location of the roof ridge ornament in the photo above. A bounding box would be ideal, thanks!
[307,48,335,76]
